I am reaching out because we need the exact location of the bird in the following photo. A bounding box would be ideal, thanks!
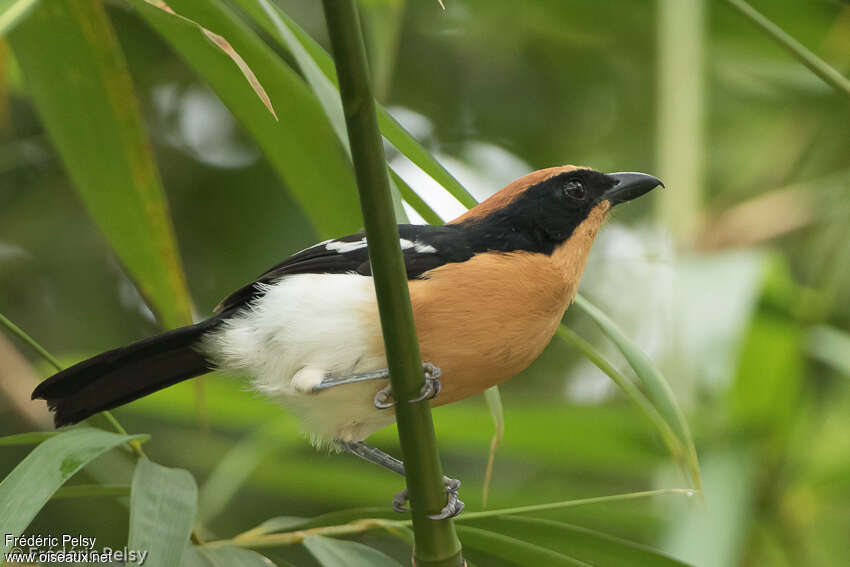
[32,165,662,519]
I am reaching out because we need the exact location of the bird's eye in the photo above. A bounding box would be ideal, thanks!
[563,180,586,200]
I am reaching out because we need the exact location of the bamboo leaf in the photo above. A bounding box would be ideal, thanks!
[128,0,361,239]
[469,516,692,566]
[303,535,404,567]
[129,459,198,567]
[184,545,279,567]
[457,526,591,567]
[229,0,477,209]
[0,428,146,559]
[225,0,410,223]
[0,0,38,37]
[724,0,850,99]
[0,431,56,446]
[481,385,504,507]
[554,324,688,470]
[235,516,309,539]
[456,488,694,521]
[572,294,701,490]
[198,420,282,523]
[8,0,194,329]
[51,483,130,500]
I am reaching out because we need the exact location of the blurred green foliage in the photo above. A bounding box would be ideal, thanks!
[2,0,850,566]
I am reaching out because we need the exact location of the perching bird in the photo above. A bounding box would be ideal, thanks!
[32,165,661,518]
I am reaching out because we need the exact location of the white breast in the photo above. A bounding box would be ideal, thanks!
[201,273,394,445]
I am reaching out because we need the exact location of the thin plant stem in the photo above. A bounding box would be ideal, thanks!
[320,1,463,565]
[214,488,693,549]
[725,0,850,99]
[0,311,146,458]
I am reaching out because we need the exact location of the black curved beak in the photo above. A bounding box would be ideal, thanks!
[603,172,664,205]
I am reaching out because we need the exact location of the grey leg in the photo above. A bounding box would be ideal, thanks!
[340,441,464,520]
[312,363,443,409]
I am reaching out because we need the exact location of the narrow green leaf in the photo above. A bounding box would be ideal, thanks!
[230,0,478,209]
[457,526,591,567]
[8,0,194,329]
[481,385,504,507]
[184,545,278,567]
[808,324,850,377]
[457,488,694,521]
[198,421,281,523]
[1,307,63,372]
[128,0,361,239]
[249,0,347,144]
[724,0,850,99]
[0,431,56,446]
[554,324,687,469]
[572,294,701,489]
[227,0,410,223]
[0,312,147,457]
[129,459,198,567]
[0,428,146,559]
[471,516,692,566]
[390,168,443,225]
[52,483,130,500]
[236,516,309,539]
[303,535,404,567]
[0,0,38,37]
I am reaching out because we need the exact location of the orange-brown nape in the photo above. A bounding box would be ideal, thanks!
[451,165,583,224]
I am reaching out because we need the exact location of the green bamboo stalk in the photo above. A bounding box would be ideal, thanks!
[320,2,464,565]
[724,0,850,99]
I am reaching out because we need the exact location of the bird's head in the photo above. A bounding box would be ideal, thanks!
[450,165,663,255]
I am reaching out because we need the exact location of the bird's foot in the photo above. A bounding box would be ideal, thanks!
[392,475,464,520]
[374,362,442,409]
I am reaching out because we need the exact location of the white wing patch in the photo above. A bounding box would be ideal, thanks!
[325,238,368,253]
[325,236,437,255]
[399,238,437,254]
[414,241,437,253]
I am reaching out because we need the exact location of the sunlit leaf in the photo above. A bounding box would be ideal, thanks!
[9,0,194,329]
[129,459,198,567]
[0,428,146,559]
[0,0,38,37]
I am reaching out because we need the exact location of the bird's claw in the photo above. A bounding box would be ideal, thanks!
[374,386,394,409]
[392,475,464,519]
[409,362,442,403]
[373,362,442,409]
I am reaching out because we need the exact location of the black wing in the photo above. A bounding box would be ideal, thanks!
[215,224,474,313]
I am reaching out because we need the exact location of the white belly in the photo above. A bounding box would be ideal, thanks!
[201,273,394,445]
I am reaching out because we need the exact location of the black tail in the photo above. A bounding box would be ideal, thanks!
[32,317,223,427]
